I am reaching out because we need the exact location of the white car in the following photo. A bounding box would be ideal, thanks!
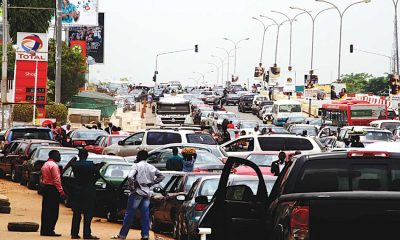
[369,120,400,131]
[237,120,260,135]
[208,111,238,128]
[221,134,324,158]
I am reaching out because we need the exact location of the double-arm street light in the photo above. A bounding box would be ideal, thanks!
[252,17,276,66]
[208,63,220,84]
[315,0,371,82]
[193,71,214,85]
[290,6,334,73]
[270,10,306,70]
[223,37,250,77]
[216,47,235,85]
[211,54,224,84]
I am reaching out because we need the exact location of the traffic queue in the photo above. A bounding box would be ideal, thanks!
[1,82,400,240]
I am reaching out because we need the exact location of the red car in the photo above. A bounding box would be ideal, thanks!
[233,151,294,176]
[85,135,129,154]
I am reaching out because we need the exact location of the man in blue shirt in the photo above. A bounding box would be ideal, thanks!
[166,147,183,171]
[61,0,80,24]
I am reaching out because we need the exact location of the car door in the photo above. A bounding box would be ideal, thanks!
[152,175,182,222]
[94,137,107,154]
[163,176,184,224]
[198,157,270,240]
[222,137,256,158]
[0,142,16,174]
[119,132,145,156]
[7,142,25,175]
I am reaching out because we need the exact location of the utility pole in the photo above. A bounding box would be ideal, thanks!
[1,0,8,130]
[55,0,62,103]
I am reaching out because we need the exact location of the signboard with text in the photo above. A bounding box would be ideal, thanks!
[52,0,99,26]
[16,33,48,61]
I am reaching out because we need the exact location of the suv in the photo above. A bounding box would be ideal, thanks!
[2,126,53,147]
[102,129,216,157]
[238,94,255,113]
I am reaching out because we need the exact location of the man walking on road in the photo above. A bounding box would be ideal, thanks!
[166,147,183,171]
[69,149,105,239]
[271,151,287,176]
[40,150,65,237]
[112,150,165,240]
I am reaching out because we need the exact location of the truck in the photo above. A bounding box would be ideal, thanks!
[155,95,192,126]
[198,151,400,240]
[67,108,101,130]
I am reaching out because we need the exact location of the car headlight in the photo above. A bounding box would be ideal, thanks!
[96,182,107,189]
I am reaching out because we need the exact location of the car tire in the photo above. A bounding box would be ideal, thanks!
[106,210,118,223]
[7,222,39,232]
[0,206,11,214]
[20,173,27,186]
[11,168,19,182]
[150,213,160,233]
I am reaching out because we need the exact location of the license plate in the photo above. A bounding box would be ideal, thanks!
[212,170,222,173]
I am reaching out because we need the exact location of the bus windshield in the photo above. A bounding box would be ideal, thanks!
[279,104,301,113]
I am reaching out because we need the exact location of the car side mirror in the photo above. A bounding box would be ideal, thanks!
[153,187,163,193]
[176,194,187,201]
[226,185,255,202]
[195,195,209,204]
[118,141,124,146]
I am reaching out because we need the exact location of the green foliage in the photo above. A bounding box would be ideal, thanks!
[341,73,371,93]
[47,39,86,103]
[6,0,55,43]
[0,44,16,80]
[13,103,36,122]
[364,76,388,95]
[46,103,68,124]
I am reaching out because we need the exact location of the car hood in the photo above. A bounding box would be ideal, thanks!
[234,166,273,176]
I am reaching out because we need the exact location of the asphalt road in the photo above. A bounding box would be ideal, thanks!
[224,105,263,123]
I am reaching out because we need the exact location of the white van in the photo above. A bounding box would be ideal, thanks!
[271,100,302,126]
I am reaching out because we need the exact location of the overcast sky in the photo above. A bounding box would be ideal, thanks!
[91,0,394,86]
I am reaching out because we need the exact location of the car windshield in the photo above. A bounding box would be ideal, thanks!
[220,114,236,119]
[240,122,258,129]
[291,127,318,136]
[73,131,107,140]
[380,122,400,130]
[110,136,128,145]
[199,179,219,196]
[38,149,78,160]
[103,164,132,178]
[279,105,301,113]
[186,134,217,145]
[361,131,393,141]
[247,154,278,166]
[192,152,221,164]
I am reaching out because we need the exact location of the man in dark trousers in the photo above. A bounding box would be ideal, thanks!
[68,149,105,239]
[40,150,65,237]
[271,151,287,176]
[166,147,183,171]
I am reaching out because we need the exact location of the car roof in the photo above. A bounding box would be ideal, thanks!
[274,100,301,104]
[12,139,59,144]
[9,126,51,130]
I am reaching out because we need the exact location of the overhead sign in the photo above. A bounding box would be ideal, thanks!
[304,74,319,90]
[16,33,48,61]
[283,71,295,93]
[52,0,99,26]
[69,12,105,64]
[254,66,265,82]
[389,74,400,109]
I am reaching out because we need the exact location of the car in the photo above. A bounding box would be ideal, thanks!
[103,129,220,157]
[258,104,273,119]
[258,124,289,134]
[126,148,224,172]
[65,129,109,148]
[336,126,394,148]
[22,146,78,189]
[221,134,323,158]
[224,94,240,105]
[204,95,222,105]
[2,126,54,147]
[175,174,277,239]
[238,94,255,113]
[206,111,238,129]
[150,172,219,234]
[369,120,400,131]
[251,97,270,115]
[85,135,129,154]
[237,120,259,135]
[0,139,61,182]
[283,116,307,130]
[288,124,319,136]
[232,151,287,176]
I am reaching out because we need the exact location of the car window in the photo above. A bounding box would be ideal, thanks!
[165,176,183,193]
[124,132,144,145]
[195,152,222,164]
[9,143,20,154]
[146,132,182,145]
[94,136,104,145]
[186,134,217,145]
[258,137,314,151]
[199,179,219,196]
[224,138,255,152]
[231,179,276,195]
[17,143,28,155]
[159,152,172,163]
[72,131,107,139]
[11,129,51,140]
[247,154,278,166]
[103,164,132,178]
[184,175,206,192]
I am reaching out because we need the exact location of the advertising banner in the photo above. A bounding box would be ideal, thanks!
[304,74,318,90]
[70,40,87,60]
[16,33,48,61]
[283,71,296,93]
[269,66,280,86]
[55,0,99,26]
[254,66,265,82]
[69,12,104,64]
[389,74,400,108]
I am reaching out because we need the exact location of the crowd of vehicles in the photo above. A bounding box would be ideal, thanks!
[2,83,400,239]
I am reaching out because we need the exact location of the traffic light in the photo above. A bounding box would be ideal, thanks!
[153,74,156,82]
[264,71,269,83]
[194,45,198,53]
[350,44,354,53]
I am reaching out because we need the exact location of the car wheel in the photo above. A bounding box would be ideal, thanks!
[150,213,160,233]
[19,174,27,186]
[106,210,118,223]
[0,206,11,214]
[27,174,37,190]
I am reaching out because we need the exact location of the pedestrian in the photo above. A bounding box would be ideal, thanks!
[350,135,365,148]
[240,130,246,136]
[66,124,72,134]
[96,122,103,130]
[271,151,287,176]
[147,94,153,108]
[68,149,105,239]
[268,87,273,101]
[182,148,197,172]
[105,122,114,134]
[112,150,165,240]
[40,150,65,237]
[166,147,183,171]
[227,121,235,129]
[221,127,231,144]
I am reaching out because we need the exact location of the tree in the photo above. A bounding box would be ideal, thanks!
[47,39,86,103]
[364,76,389,96]
[46,103,68,124]
[13,103,37,122]
[341,73,371,93]
[4,0,55,43]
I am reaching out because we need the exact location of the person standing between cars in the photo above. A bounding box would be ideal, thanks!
[112,150,165,240]
[68,149,105,239]
[227,121,235,129]
[271,151,287,176]
[40,150,65,237]
[166,147,183,171]
[182,148,197,172]
[105,122,114,134]
[268,87,273,101]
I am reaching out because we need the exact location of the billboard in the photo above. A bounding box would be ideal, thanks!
[70,40,87,60]
[16,33,48,61]
[59,0,99,26]
[283,71,295,93]
[389,74,400,108]
[69,13,104,64]
[304,74,318,90]
[254,66,265,82]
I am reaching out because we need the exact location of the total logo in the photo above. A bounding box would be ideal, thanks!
[21,34,43,54]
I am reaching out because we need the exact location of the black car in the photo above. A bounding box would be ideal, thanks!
[238,94,255,113]
[65,129,109,148]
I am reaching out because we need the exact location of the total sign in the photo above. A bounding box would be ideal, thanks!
[16,33,48,61]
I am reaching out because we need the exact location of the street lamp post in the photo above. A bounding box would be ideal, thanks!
[211,55,224,85]
[208,63,220,84]
[193,71,214,85]
[393,0,400,74]
[260,15,288,67]
[290,6,334,73]
[223,37,250,77]
[315,0,371,82]
[216,47,235,86]
[271,10,306,70]
[252,17,276,66]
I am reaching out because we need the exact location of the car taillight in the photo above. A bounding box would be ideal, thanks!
[195,203,208,211]
[290,205,309,240]
[74,140,86,146]
[347,151,390,158]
